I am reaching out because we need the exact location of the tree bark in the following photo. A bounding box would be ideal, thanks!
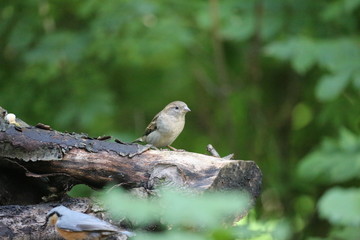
[0,109,262,239]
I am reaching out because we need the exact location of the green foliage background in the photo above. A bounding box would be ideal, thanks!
[1,0,360,239]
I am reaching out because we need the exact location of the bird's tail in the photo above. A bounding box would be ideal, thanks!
[132,137,144,144]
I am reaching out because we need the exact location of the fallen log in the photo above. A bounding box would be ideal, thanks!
[0,107,262,239]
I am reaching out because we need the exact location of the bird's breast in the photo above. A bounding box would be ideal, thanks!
[157,115,185,135]
[56,227,89,240]
[144,115,185,147]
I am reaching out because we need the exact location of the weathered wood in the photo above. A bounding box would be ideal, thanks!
[0,125,262,204]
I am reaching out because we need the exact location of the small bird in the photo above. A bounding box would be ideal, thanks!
[44,205,134,240]
[136,101,191,149]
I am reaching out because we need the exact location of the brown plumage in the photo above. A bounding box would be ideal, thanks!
[137,101,191,148]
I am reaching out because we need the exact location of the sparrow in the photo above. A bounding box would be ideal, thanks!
[136,101,191,149]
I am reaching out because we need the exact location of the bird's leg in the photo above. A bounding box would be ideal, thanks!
[167,145,177,151]
[147,144,159,150]
[167,145,186,152]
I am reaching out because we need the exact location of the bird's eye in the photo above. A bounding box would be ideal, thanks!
[175,106,179,110]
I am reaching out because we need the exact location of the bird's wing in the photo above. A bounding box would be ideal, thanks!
[143,112,160,136]
[56,211,116,232]
[77,222,135,237]
[75,221,119,232]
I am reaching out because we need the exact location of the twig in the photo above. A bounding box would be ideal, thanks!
[222,154,234,160]
[206,144,234,160]
[206,144,220,157]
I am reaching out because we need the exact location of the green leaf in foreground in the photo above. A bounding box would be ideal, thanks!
[99,188,250,228]
[297,128,360,184]
[318,187,360,226]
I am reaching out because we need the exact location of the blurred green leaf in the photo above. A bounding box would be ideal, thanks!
[101,188,160,224]
[271,219,292,240]
[25,31,89,64]
[100,188,250,228]
[344,0,360,11]
[231,225,268,239]
[306,238,327,240]
[210,228,234,240]
[330,226,360,240]
[67,184,95,197]
[265,37,317,74]
[316,72,351,101]
[316,39,360,74]
[265,38,294,61]
[160,190,250,227]
[292,103,313,130]
[294,195,316,219]
[321,1,343,21]
[291,39,316,74]
[236,217,291,240]
[267,37,360,102]
[322,0,360,21]
[133,231,207,240]
[297,128,360,184]
[318,187,360,226]
[352,70,360,89]
[222,13,254,41]
[98,188,275,239]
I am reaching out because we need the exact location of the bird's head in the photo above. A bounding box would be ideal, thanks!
[43,206,67,229]
[164,101,191,118]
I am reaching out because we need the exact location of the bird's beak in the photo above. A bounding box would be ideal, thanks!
[184,106,191,112]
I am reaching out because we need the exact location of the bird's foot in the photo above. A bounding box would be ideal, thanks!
[167,145,177,151]
[167,146,185,152]
[147,144,159,150]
